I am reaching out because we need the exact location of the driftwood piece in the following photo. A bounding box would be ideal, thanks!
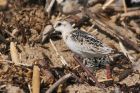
[32,65,40,93]
[46,73,73,93]
[10,42,20,65]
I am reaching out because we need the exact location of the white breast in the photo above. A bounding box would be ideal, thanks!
[64,35,82,55]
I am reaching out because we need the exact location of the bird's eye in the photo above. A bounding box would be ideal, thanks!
[57,23,62,26]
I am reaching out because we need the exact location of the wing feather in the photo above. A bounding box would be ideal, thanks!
[70,30,112,57]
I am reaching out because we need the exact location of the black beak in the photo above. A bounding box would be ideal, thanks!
[52,30,61,35]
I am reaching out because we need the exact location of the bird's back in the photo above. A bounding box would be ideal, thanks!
[65,30,113,58]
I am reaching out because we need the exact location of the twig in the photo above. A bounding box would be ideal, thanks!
[45,0,56,18]
[102,0,114,10]
[98,78,113,83]
[11,28,20,37]
[46,73,73,93]
[32,65,40,93]
[106,64,112,79]
[87,24,95,32]
[73,55,105,91]
[72,65,80,70]
[49,39,69,66]
[122,0,127,13]
[120,10,140,17]
[28,84,32,93]
[4,30,16,39]
[10,42,20,65]
[0,85,6,89]
[118,39,135,63]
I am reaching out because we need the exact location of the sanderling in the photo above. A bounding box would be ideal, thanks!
[53,20,113,79]
[53,21,113,59]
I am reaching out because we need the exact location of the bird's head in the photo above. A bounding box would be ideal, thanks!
[53,21,73,35]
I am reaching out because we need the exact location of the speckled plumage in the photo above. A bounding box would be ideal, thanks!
[70,30,103,47]
[83,56,110,68]
[53,21,113,67]
[64,29,113,58]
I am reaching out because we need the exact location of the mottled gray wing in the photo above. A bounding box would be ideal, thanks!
[71,30,112,57]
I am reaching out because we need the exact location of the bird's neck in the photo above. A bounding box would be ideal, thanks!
[62,29,74,41]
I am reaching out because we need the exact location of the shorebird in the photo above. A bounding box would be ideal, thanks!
[53,21,113,59]
[53,21,113,79]
[53,20,112,79]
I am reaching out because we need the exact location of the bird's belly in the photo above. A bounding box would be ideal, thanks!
[65,39,82,56]
[64,38,106,58]
[67,42,103,58]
